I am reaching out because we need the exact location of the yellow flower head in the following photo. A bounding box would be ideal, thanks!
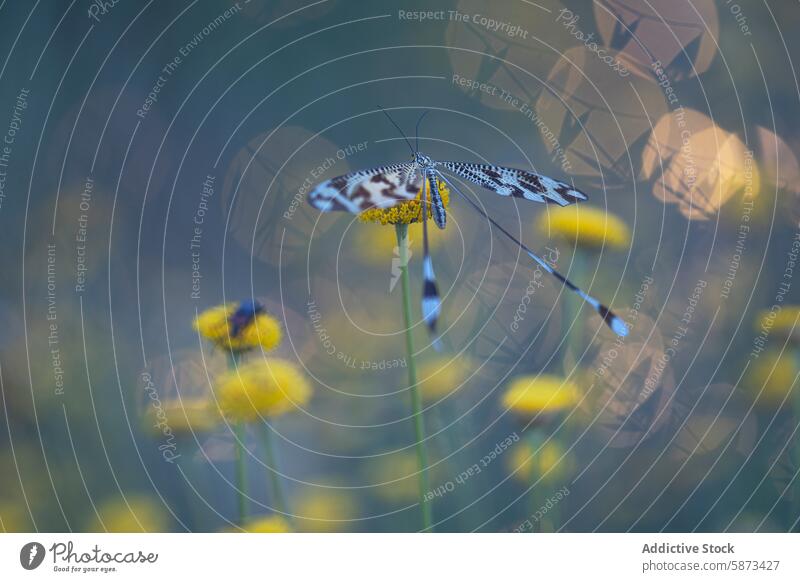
[358,179,450,225]
[757,307,800,342]
[240,515,291,533]
[89,495,168,532]
[418,356,472,402]
[538,205,630,250]
[144,397,221,436]
[507,441,573,484]
[216,358,312,422]
[502,374,580,416]
[193,302,282,352]
[294,490,356,532]
[744,349,798,408]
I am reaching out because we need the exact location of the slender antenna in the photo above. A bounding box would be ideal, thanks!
[436,170,629,337]
[377,105,415,155]
[414,110,430,153]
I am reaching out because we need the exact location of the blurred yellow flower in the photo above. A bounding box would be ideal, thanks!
[745,161,762,199]
[358,179,450,225]
[89,495,167,532]
[294,490,356,532]
[241,515,291,533]
[418,356,472,402]
[643,109,756,221]
[758,307,800,342]
[144,397,221,435]
[193,302,282,352]
[502,374,580,416]
[0,501,30,532]
[507,441,572,483]
[369,452,422,503]
[744,349,798,408]
[311,305,403,366]
[538,205,630,250]
[216,359,311,422]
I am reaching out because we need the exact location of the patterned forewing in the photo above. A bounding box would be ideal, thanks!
[308,163,423,213]
[440,162,587,206]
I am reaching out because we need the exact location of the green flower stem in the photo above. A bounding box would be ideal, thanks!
[259,423,289,519]
[227,351,249,526]
[396,223,433,531]
[525,430,544,533]
[540,487,559,533]
[559,250,587,533]
[233,421,248,525]
[791,350,800,532]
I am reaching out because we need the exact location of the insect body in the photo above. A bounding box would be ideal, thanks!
[307,110,629,344]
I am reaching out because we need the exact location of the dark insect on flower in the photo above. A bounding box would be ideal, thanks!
[229,299,265,337]
[193,300,281,352]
